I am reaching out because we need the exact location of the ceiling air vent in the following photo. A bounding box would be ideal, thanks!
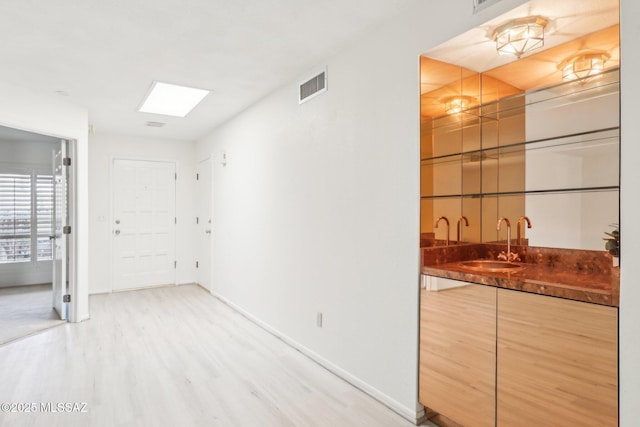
[145,121,165,127]
[473,0,502,13]
[299,69,327,104]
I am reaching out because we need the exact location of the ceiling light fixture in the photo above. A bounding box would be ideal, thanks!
[493,16,548,59]
[558,52,609,81]
[443,96,476,115]
[138,81,210,117]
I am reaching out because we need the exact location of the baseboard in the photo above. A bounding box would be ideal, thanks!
[194,282,209,292]
[178,282,197,287]
[107,281,199,294]
[211,291,425,424]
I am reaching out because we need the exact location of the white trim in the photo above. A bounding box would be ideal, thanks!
[111,283,177,293]
[210,290,425,425]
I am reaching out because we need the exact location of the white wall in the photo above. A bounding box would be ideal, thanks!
[88,133,196,294]
[620,0,640,424]
[196,0,528,421]
[0,139,58,165]
[0,139,58,287]
[0,82,89,322]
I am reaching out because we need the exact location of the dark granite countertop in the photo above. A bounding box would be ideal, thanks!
[421,244,620,307]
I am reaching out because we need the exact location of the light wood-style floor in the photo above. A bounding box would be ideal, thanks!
[0,284,65,345]
[0,284,424,427]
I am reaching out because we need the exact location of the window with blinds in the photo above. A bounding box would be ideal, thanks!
[36,175,54,261]
[0,173,32,263]
[0,172,54,264]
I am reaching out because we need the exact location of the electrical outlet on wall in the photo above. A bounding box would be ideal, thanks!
[316,312,323,328]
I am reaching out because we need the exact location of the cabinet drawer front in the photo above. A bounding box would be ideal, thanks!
[497,289,618,427]
[420,283,497,427]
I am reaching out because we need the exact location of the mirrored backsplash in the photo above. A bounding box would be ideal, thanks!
[420,26,620,252]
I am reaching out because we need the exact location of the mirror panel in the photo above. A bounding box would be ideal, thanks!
[524,190,619,250]
[524,130,619,192]
[420,26,619,251]
[422,155,462,197]
[432,198,462,244]
[461,196,481,243]
[420,198,434,237]
[462,152,481,195]
[420,58,480,246]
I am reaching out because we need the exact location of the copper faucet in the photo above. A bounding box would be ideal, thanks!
[457,216,469,244]
[497,217,512,260]
[434,216,450,246]
[517,216,532,245]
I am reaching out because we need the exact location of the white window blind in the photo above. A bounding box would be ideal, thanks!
[0,173,32,263]
[36,174,53,261]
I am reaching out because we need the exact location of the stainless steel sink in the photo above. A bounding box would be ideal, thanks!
[458,260,524,273]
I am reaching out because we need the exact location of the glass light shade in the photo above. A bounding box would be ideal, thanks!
[493,17,547,58]
[559,53,609,81]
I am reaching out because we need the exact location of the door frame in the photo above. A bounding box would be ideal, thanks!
[196,155,213,292]
[0,123,78,322]
[52,139,68,320]
[109,156,178,293]
[64,139,78,321]
[48,138,77,321]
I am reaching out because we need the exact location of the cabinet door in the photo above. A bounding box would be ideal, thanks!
[497,289,618,426]
[419,278,496,427]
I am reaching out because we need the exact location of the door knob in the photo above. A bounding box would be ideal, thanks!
[205,229,211,234]
[114,230,121,235]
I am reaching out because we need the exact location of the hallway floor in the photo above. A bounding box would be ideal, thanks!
[0,284,428,427]
[0,284,65,345]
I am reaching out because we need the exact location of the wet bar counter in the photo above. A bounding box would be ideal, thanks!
[421,244,620,307]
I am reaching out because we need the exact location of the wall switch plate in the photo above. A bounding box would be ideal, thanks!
[316,312,323,327]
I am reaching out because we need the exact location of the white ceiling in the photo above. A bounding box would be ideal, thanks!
[0,0,411,140]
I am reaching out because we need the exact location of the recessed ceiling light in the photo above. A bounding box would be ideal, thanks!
[138,81,210,117]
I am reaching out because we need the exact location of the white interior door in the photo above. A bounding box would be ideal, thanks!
[112,159,176,291]
[196,157,212,291]
[52,141,67,320]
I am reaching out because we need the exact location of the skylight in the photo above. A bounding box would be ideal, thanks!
[138,81,209,117]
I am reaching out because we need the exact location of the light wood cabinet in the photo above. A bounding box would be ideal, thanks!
[419,277,496,427]
[496,289,618,427]
[419,277,618,427]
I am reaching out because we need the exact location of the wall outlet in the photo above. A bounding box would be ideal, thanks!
[316,312,323,328]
